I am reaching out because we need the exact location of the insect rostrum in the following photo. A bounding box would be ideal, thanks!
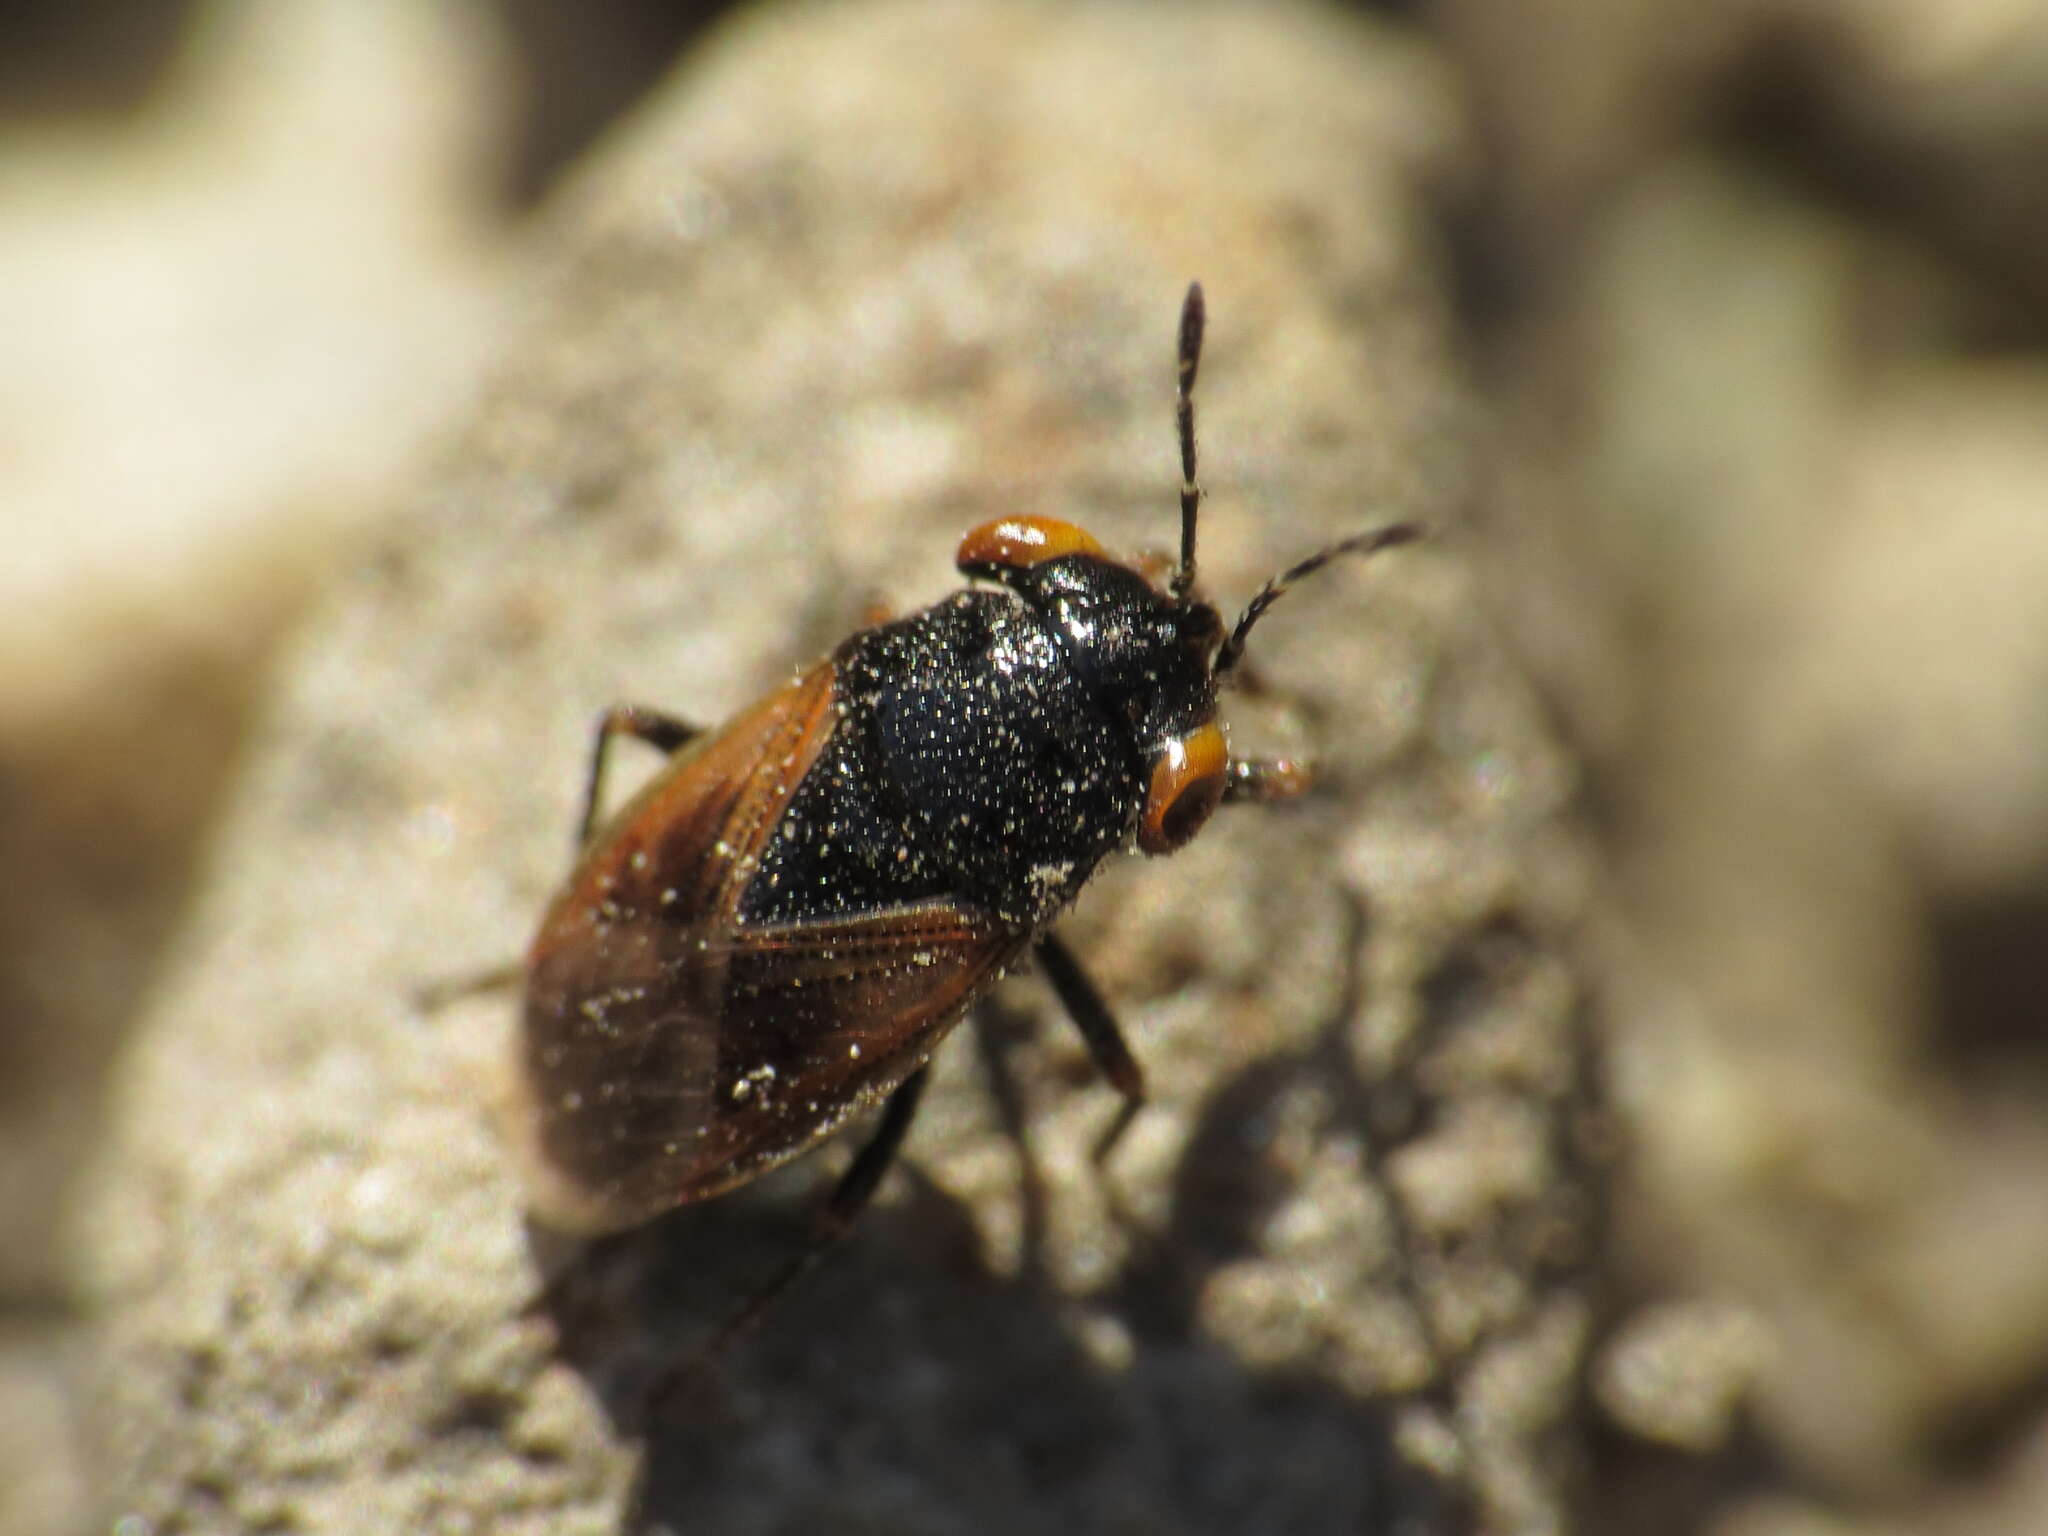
[511,284,1421,1252]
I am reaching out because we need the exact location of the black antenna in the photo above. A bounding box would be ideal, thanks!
[1171,282,1205,600]
[1213,522,1424,679]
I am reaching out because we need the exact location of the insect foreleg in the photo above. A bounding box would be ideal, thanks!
[1034,933,1147,1164]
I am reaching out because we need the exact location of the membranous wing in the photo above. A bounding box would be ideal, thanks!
[513,663,1020,1232]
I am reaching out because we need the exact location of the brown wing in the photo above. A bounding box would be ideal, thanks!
[511,664,1020,1233]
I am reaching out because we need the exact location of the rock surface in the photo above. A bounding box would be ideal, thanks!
[82,4,1596,1533]
[1447,2,2048,1524]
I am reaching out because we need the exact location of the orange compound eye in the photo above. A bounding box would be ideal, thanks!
[1139,723,1228,855]
[957,516,1106,575]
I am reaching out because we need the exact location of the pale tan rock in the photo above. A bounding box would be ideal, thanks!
[80,4,1596,1533]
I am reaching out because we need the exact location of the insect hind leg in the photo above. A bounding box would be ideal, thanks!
[644,1066,931,1415]
[577,704,702,849]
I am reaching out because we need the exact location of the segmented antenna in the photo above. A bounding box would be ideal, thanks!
[1171,282,1205,600]
[1213,522,1424,679]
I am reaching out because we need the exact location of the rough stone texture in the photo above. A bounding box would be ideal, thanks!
[0,6,509,1534]
[81,3,1597,1534]
[1440,3,2048,1530]
[0,0,504,1273]
[1534,160,2048,1506]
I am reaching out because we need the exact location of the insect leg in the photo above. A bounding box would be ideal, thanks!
[647,1068,930,1413]
[1034,933,1147,1162]
[412,960,523,1012]
[1170,280,1205,599]
[824,1063,930,1224]
[1223,756,1315,805]
[423,708,698,1009]
[577,704,701,848]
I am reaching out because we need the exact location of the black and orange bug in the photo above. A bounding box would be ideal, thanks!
[509,284,1420,1329]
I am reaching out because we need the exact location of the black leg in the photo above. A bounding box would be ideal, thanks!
[647,1068,930,1415]
[1170,281,1205,599]
[577,704,700,848]
[971,1002,1051,1272]
[1035,933,1147,1162]
[821,1065,929,1230]
[424,706,700,1013]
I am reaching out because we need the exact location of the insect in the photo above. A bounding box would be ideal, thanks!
[510,284,1420,1300]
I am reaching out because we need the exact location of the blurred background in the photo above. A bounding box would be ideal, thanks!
[4,1,2046,1532]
